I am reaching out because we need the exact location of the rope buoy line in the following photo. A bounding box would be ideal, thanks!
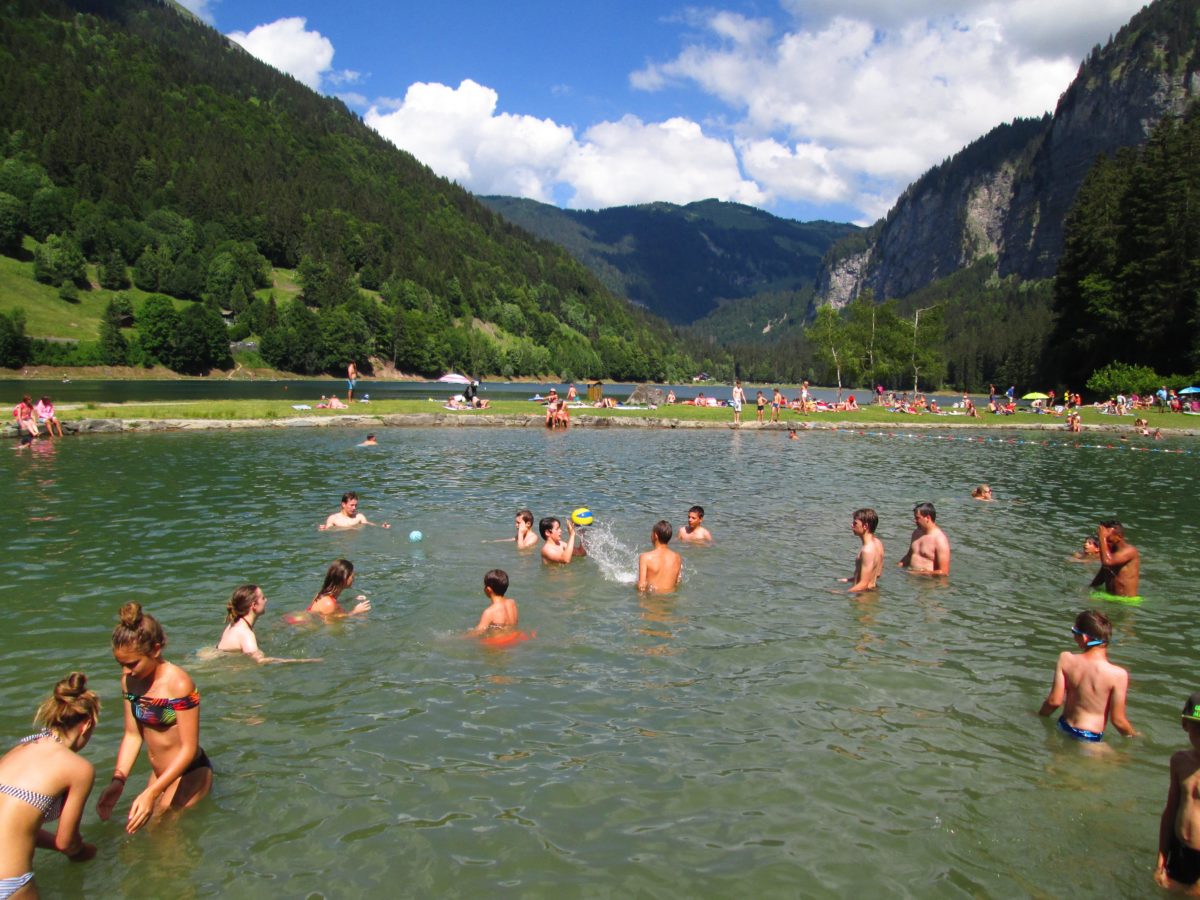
[823,427,1196,456]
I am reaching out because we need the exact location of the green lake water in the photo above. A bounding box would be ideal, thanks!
[3,426,1197,898]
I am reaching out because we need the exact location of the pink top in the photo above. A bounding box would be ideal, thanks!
[35,400,54,419]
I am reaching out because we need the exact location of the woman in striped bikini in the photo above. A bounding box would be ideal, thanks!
[0,672,100,898]
[97,603,211,834]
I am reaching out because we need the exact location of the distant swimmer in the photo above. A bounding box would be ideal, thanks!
[1037,609,1136,742]
[1091,519,1140,597]
[637,520,683,593]
[307,558,371,617]
[898,502,950,576]
[1068,535,1101,562]
[318,491,390,530]
[471,569,518,634]
[216,585,320,664]
[840,508,883,593]
[358,434,378,447]
[539,516,577,564]
[678,505,712,543]
[971,484,994,501]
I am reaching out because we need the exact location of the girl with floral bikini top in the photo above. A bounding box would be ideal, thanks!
[96,603,212,834]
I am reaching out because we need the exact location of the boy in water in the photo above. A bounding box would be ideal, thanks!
[637,520,683,593]
[1091,519,1140,597]
[678,505,712,543]
[1037,609,1136,742]
[539,516,577,564]
[514,509,538,549]
[1156,692,1200,889]
[471,569,518,634]
[840,508,883,593]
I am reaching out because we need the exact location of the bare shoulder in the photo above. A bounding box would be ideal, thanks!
[162,661,197,695]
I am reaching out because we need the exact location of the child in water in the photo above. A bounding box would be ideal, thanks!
[1037,609,1136,743]
[471,569,518,634]
[1156,692,1200,889]
[307,559,371,617]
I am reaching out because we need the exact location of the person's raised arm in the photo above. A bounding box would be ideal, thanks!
[96,684,142,822]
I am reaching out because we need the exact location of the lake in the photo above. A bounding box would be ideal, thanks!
[3,425,1196,897]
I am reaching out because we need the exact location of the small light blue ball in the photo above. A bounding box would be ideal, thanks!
[409,530,423,542]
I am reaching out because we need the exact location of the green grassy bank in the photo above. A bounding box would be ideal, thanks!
[31,398,1198,433]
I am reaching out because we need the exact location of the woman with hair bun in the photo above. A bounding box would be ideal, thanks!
[97,603,211,834]
[0,673,100,896]
[217,585,320,664]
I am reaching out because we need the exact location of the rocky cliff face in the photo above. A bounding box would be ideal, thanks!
[819,0,1200,304]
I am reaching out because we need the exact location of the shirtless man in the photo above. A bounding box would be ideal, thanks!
[1156,692,1200,889]
[637,520,683,593]
[318,491,390,530]
[1037,609,1135,742]
[346,361,358,402]
[840,508,883,593]
[731,381,746,425]
[539,516,577,564]
[898,502,950,576]
[1091,520,1140,597]
[678,505,712,543]
[358,433,378,447]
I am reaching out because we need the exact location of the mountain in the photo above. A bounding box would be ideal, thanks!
[819,0,1200,307]
[0,0,700,381]
[480,196,857,325]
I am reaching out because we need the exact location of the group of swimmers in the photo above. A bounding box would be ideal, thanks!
[4,467,1196,893]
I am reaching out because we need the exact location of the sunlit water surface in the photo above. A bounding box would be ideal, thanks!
[2,426,1197,898]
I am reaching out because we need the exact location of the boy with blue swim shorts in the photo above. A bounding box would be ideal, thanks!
[1156,692,1200,889]
[1037,610,1136,742]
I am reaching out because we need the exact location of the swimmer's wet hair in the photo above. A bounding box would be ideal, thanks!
[315,559,355,600]
[538,517,559,539]
[1100,519,1125,537]
[112,602,165,654]
[341,491,359,504]
[1075,609,1112,643]
[226,584,260,624]
[688,505,705,518]
[484,569,509,595]
[853,508,878,533]
[913,502,936,521]
[36,672,100,731]
[516,509,533,526]
[653,520,673,544]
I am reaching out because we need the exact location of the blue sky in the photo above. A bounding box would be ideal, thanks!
[182,0,1146,225]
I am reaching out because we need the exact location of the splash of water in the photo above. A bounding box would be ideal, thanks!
[580,522,637,584]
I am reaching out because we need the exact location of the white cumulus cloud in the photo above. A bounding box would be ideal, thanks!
[631,0,1143,217]
[228,18,334,91]
[365,80,764,210]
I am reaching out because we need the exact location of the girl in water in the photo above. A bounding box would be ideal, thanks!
[0,673,100,896]
[97,603,211,833]
[217,585,320,663]
[307,559,371,617]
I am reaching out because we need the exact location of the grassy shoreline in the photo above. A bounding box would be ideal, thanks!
[7,398,1198,436]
